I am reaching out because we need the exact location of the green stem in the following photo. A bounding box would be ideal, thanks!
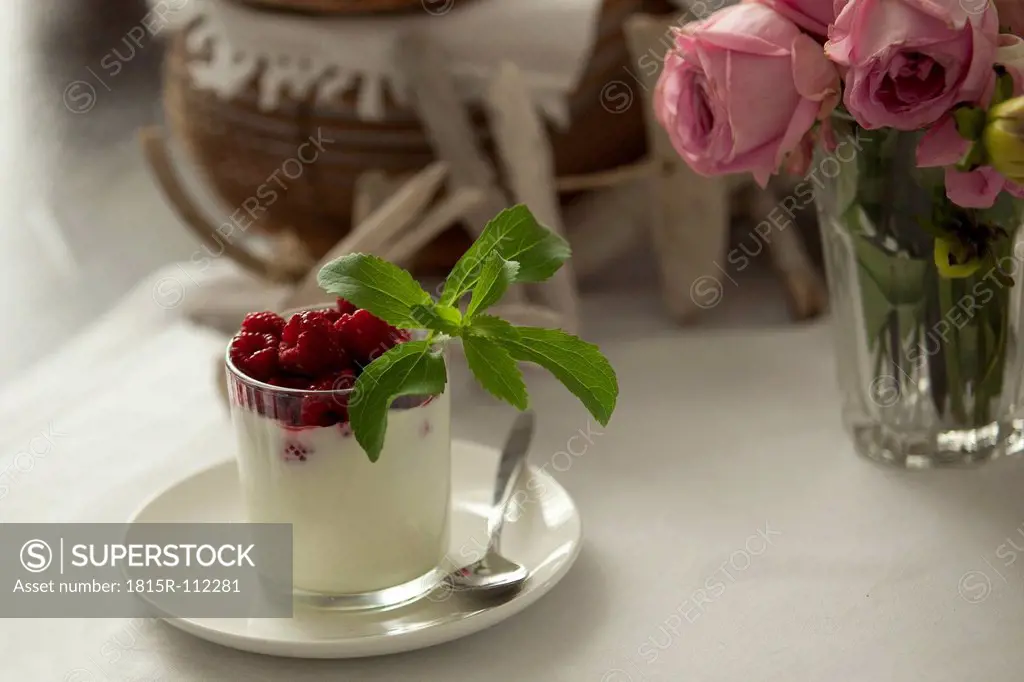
[939,277,967,424]
[976,290,1009,425]
[974,314,989,425]
[925,267,948,416]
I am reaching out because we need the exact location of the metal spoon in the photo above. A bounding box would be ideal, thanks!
[442,411,534,596]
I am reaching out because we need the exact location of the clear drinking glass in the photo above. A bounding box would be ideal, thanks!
[814,121,1024,468]
[225,316,451,610]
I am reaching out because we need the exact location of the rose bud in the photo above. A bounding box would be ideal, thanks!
[983,96,1024,185]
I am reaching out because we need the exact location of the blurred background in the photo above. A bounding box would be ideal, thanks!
[1,0,814,384]
[0,0,197,381]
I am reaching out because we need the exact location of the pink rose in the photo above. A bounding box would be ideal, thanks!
[915,32,1024,207]
[917,120,1024,208]
[944,166,1024,207]
[745,0,835,37]
[655,4,839,187]
[826,0,999,131]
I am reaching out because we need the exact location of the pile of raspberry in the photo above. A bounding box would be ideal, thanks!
[228,299,408,427]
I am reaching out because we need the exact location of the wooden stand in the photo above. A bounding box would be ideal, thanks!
[395,34,579,331]
[623,13,827,321]
[623,15,732,322]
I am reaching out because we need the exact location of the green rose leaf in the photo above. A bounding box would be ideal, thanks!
[349,340,448,461]
[440,205,571,305]
[318,254,432,328]
[466,254,520,318]
[463,334,528,410]
[977,189,1021,229]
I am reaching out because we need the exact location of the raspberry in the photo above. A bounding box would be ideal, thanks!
[337,298,357,316]
[299,371,355,427]
[315,369,357,393]
[301,400,340,427]
[281,310,332,344]
[335,310,404,365]
[229,332,279,381]
[240,311,285,337]
[279,310,347,376]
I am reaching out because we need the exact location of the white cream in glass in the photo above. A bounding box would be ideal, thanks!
[226,340,450,610]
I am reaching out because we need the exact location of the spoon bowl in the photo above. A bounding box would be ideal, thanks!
[446,551,530,594]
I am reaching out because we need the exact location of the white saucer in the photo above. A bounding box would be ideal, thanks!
[129,439,582,659]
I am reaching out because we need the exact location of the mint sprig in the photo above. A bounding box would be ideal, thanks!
[318,205,617,461]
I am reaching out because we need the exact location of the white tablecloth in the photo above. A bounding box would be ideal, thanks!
[4,264,1024,681]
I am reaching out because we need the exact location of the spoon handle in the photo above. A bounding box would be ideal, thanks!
[487,411,535,548]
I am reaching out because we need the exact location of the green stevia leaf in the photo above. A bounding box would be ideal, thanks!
[409,303,463,336]
[349,340,447,462]
[466,254,519,318]
[463,334,528,410]
[439,205,571,305]
[468,314,521,341]
[318,254,432,328]
[316,204,619,461]
[489,326,617,426]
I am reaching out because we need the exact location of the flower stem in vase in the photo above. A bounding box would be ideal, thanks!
[923,268,948,419]
[938,276,968,424]
[973,238,1014,425]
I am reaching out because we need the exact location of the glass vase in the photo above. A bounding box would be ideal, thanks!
[814,120,1024,468]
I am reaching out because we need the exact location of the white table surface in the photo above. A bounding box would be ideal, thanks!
[5,264,1024,681]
